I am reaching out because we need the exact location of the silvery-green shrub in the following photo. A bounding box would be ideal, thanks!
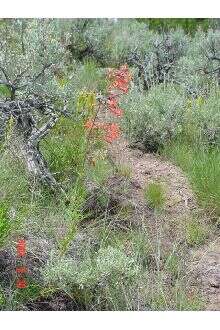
[121,84,187,151]
[128,29,189,90]
[42,246,140,291]
[185,90,220,146]
[174,30,220,96]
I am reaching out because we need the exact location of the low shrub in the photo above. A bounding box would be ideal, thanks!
[121,84,187,152]
[42,246,140,310]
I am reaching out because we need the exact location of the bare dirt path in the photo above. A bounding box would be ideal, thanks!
[108,133,220,311]
[108,136,196,217]
[190,238,220,310]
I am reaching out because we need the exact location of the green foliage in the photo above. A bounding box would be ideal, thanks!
[122,84,187,152]
[137,18,211,34]
[184,218,208,246]
[164,253,180,278]
[42,245,139,309]
[173,279,204,310]
[144,182,166,210]
[0,152,30,207]
[122,84,220,152]
[0,18,219,311]
[163,142,220,215]
[13,282,42,308]
[190,149,220,214]
[0,84,11,98]
[59,180,88,255]
[73,60,107,93]
[87,159,113,184]
[0,19,69,101]
[116,164,132,179]
[42,116,87,183]
[192,91,220,146]
[0,289,6,307]
[0,203,10,247]
[129,230,152,269]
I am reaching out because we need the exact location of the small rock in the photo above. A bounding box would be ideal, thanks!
[131,180,141,189]
[209,275,220,288]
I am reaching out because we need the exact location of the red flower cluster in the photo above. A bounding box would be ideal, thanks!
[108,64,132,94]
[107,64,131,117]
[16,239,27,289]
[107,96,123,117]
[103,123,121,143]
[84,120,120,144]
[84,64,131,143]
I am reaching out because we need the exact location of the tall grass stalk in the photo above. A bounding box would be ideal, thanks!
[163,142,220,215]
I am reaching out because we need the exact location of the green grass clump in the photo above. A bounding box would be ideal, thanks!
[42,116,87,184]
[163,142,220,215]
[164,253,180,278]
[87,159,113,184]
[184,218,208,247]
[173,282,204,311]
[116,164,132,179]
[0,203,11,247]
[144,182,166,210]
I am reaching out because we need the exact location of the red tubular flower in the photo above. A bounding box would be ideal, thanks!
[107,96,123,117]
[85,65,131,145]
[109,106,123,117]
[108,65,131,96]
[104,123,120,143]
[16,266,27,274]
[17,239,26,257]
[84,119,94,129]
[16,278,27,289]
[107,97,118,108]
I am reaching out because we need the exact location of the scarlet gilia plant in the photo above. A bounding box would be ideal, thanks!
[84,64,132,143]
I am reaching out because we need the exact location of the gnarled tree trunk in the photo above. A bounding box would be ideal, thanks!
[0,99,64,192]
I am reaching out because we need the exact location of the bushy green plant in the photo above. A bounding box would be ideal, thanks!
[190,148,220,214]
[121,84,187,151]
[0,152,30,206]
[137,18,211,34]
[184,218,208,246]
[42,116,87,183]
[0,19,69,101]
[71,60,107,93]
[67,19,154,67]
[43,246,139,289]
[129,29,189,90]
[174,30,220,96]
[42,246,140,309]
[190,91,220,146]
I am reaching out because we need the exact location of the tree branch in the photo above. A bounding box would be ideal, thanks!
[18,63,53,89]
[29,111,58,144]
[0,66,10,82]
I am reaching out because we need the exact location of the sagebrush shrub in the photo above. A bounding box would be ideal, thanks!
[129,29,189,90]
[121,84,187,151]
[42,246,139,292]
